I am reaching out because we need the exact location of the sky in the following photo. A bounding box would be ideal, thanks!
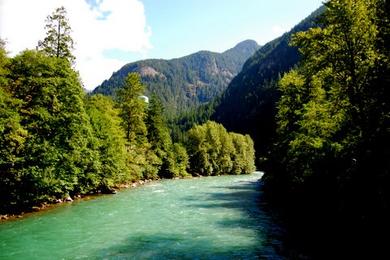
[0,0,323,90]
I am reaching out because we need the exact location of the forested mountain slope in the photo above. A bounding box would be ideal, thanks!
[211,7,325,159]
[93,40,259,115]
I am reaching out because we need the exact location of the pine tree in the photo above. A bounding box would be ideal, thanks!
[146,94,172,152]
[116,73,148,144]
[37,6,75,62]
[146,95,189,178]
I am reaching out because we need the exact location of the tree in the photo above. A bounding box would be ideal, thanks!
[146,94,172,152]
[0,39,9,89]
[146,94,172,177]
[86,95,131,191]
[37,6,75,62]
[7,50,100,206]
[0,44,29,213]
[187,121,255,176]
[171,143,189,178]
[116,73,148,144]
[265,3,390,254]
[115,73,163,180]
[270,0,381,186]
[146,95,189,178]
[231,133,256,175]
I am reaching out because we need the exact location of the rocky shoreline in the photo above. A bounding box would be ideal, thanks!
[0,179,155,222]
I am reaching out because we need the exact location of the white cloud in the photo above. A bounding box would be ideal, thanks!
[271,25,288,36]
[255,24,291,46]
[0,0,152,90]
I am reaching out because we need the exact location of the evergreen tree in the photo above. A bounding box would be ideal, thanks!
[37,6,75,62]
[146,95,189,178]
[115,73,162,180]
[147,94,172,152]
[116,73,148,144]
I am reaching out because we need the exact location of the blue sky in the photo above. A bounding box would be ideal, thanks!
[105,0,324,61]
[1,0,324,89]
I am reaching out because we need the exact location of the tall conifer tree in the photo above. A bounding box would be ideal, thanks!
[38,6,75,62]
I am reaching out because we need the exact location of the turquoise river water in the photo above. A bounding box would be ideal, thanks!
[0,172,285,259]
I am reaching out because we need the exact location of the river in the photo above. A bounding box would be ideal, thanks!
[0,172,286,259]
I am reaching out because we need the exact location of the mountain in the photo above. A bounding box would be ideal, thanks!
[93,40,259,115]
[211,7,325,159]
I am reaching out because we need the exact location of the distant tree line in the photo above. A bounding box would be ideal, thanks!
[187,121,255,176]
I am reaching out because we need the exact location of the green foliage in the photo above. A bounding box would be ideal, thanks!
[170,100,217,144]
[147,95,172,152]
[0,77,28,212]
[116,73,148,144]
[187,121,255,176]
[146,95,189,178]
[86,94,131,190]
[114,72,161,180]
[0,39,9,86]
[37,6,75,63]
[171,143,189,178]
[231,133,256,175]
[271,0,381,185]
[93,40,259,116]
[0,50,102,212]
[264,1,390,247]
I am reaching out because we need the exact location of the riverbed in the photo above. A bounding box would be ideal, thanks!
[0,172,285,259]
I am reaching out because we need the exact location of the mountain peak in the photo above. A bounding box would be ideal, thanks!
[233,39,259,50]
[222,39,259,58]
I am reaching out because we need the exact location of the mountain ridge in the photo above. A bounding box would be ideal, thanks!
[93,39,259,115]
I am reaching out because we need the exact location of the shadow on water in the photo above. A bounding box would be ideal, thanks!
[99,233,267,259]
[187,182,286,257]
[95,178,286,259]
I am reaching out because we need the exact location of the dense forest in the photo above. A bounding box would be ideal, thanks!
[0,7,255,215]
[264,0,390,257]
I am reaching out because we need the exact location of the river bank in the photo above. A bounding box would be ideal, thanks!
[0,174,205,222]
[0,178,158,222]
